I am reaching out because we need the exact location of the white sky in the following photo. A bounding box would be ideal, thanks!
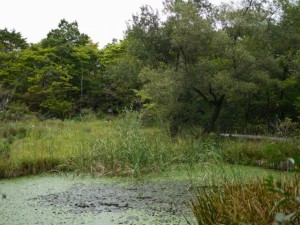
[0,0,226,48]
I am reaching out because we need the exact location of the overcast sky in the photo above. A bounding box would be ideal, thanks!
[1,0,227,48]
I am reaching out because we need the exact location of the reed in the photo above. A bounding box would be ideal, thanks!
[191,175,300,225]
[0,113,223,178]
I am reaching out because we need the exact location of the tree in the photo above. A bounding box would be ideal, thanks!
[133,0,280,134]
[0,28,28,53]
[0,85,14,110]
[41,19,89,48]
[37,19,104,116]
[71,44,103,112]
[0,28,28,87]
[125,5,174,67]
[97,41,143,113]
[0,28,28,112]
[20,45,78,117]
[267,0,300,122]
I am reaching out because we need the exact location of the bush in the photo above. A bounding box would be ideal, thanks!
[0,102,30,121]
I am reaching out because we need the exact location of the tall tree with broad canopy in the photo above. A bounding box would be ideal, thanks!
[34,19,103,116]
[15,19,103,117]
[0,28,28,114]
[267,0,300,122]
[131,0,279,134]
[99,41,143,113]
[0,1,298,132]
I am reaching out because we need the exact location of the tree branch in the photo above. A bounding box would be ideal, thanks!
[208,82,217,103]
[193,87,213,105]
[243,0,253,17]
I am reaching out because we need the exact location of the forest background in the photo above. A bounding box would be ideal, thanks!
[0,0,299,136]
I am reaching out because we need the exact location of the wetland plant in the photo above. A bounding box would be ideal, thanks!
[0,114,222,178]
[191,175,300,225]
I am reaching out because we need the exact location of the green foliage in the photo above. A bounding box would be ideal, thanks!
[0,0,299,133]
[100,41,126,67]
[223,139,300,168]
[0,101,30,121]
[0,28,28,53]
[21,46,78,117]
[265,175,300,225]
[0,29,28,99]
[0,114,223,178]
[223,140,265,165]
[0,123,28,139]
[129,0,293,134]
[0,114,298,178]
[0,122,29,159]
[0,139,10,158]
[137,67,183,118]
[99,42,143,112]
[40,96,72,117]
[41,19,89,48]
[273,117,300,137]
[125,5,173,66]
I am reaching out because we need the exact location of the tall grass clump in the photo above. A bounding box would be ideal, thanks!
[223,139,300,170]
[191,175,300,225]
[88,112,172,176]
[88,112,226,176]
[0,119,101,177]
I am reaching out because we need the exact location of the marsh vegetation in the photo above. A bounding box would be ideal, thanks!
[0,113,299,224]
[1,0,300,223]
[0,113,299,179]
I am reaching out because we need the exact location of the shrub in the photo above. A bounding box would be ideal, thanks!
[0,102,30,121]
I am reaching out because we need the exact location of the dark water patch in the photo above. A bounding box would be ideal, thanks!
[35,181,194,218]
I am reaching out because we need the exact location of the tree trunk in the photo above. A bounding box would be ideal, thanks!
[203,95,225,134]
[0,87,15,110]
[80,73,83,113]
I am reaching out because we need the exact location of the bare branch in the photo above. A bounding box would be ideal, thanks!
[243,0,253,17]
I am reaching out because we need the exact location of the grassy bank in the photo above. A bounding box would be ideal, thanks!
[0,114,218,178]
[0,113,299,178]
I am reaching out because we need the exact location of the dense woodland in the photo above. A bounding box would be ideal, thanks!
[0,0,299,135]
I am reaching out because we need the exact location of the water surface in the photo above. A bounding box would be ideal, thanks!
[0,174,195,225]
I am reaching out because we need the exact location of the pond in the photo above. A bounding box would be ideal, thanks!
[0,164,282,224]
[0,174,196,225]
